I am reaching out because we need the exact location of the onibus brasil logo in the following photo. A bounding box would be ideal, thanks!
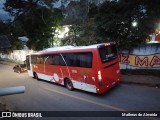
[0,112,42,118]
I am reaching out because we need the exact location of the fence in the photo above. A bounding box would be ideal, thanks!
[119,43,160,70]
[0,50,34,63]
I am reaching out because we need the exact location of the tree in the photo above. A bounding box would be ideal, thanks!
[23,7,63,50]
[61,25,81,46]
[0,20,24,53]
[95,0,160,50]
[61,0,98,46]
[60,0,89,46]
[77,3,99,45]
[64,0,88,25]
[4,0,62,50]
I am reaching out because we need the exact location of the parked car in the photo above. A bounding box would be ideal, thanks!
[13,62,27,73]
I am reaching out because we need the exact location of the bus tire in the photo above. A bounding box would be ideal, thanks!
[17,69,20,73]
[34,72,39,80]
[65,79,74,91]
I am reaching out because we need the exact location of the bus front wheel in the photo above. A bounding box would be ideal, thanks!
[34,72,39,80]
[65,79,74,91]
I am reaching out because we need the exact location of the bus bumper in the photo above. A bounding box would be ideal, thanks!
[96,80,121,94]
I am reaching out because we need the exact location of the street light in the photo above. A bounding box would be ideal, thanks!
[132,21,138,27]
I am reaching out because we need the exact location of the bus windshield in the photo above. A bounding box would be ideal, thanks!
[98,44,117,63]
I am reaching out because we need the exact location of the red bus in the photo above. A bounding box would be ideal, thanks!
[26,43,120,94]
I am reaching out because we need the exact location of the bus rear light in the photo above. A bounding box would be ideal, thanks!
[98,70,101,75]
[98,70,102,85]
[105,43,110,46]
[98,75,102,80]
[98,70,102,80]
[97,88,100,91]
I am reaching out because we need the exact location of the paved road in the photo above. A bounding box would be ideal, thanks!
[0,63,160,120]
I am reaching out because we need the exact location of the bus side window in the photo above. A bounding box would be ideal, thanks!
[79,53,92,68]
[37,56,42,64]
[31,55,37,64]
[39,56,44,64]
[52,54,59,65]
[73,53,80,67]
[59,54,66,66]
[45,55,53,65]
[62,54,72,66]
[62,53,92,68]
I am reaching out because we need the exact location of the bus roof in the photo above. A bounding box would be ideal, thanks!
[31,42,115,55]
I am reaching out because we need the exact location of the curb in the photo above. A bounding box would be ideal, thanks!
[121,81,160,88]
[0,61,16,66]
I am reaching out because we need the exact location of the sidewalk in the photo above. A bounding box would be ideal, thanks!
[0,60,17,66]
[121,74,160,87]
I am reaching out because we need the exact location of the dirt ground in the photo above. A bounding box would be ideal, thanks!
[0,103,19,120]
[0,102,8,111]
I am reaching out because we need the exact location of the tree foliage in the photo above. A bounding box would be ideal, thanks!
[3,0,160,51]
[95,0,160,50]
[61,0,97,46]
[64,0,88,25]
[23,7,62,50]
[0,20,24,53]
[4,0,62,50]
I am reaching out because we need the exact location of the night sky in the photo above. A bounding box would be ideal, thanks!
[0,0,61,21]
[0,0,10,20]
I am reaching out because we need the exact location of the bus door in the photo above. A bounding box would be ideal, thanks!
[98,43,120,86]
[26,55,33,76]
